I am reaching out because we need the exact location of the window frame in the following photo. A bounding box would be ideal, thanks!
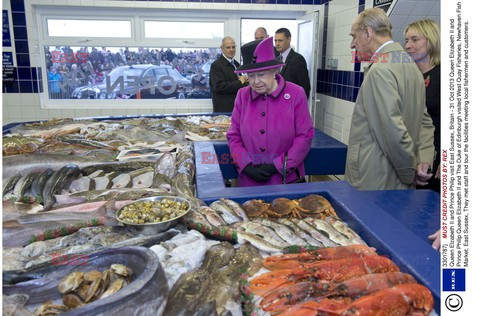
[36,6,304,110]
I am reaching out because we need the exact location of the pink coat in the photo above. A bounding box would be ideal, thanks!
[226,74,314,186]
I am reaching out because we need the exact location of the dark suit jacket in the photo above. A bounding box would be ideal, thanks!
[280,49,311,98]
[209,55,245,112]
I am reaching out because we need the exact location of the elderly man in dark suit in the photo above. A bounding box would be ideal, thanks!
[209,36,249,112]
[274,28,311,98]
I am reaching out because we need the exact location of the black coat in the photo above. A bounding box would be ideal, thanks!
[280,50,311,98]
[209,55,245,112]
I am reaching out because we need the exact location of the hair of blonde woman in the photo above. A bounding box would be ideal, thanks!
[354,7,392,38]
[405,19,440,66]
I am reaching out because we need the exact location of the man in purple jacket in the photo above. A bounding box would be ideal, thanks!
[226,37,314,186]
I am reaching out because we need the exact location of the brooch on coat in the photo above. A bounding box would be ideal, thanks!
[284,93,291,100]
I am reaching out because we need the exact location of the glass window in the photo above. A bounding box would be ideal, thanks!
[47,19,131,37]
[45,46,220,100]
[144,21,224,39]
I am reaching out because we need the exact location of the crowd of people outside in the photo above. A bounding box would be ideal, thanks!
[46,46,220,99]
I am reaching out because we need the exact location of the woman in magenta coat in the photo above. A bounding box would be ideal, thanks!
[226,37,314,187]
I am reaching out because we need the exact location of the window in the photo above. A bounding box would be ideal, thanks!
[145,21,223,39]
[47,19,131,37]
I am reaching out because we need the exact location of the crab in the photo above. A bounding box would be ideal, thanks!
[296,195,338,219]
[266,198,305,218]
[242,199,269,219]
[242,198,308,219]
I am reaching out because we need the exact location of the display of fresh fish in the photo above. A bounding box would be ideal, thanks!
[219,198,249,221]
[325,216,367,245]
[303,217,353,246]
[292,219,339,247]
[131,171,154,188]
[68,176,94,193]
[183,209,215,229]
[202,244,263,315]
[2,174,22,196]
[236,221,289,248]
[13,172,39,198]
[41,164,81,211]
[210,201,241,224]
[197,206,228,227]
[80,160,155,176]
[252,218,309,246]
[2,154,100,179]
[3,200,119,248]
[236,231,284,254]
[30,168,54,200]
[277,218,324,247]
[155,153,176,178]
[4,228,178,273]
[164,242,235,316]
[7,199,118,225]
[110,173,131,189]
[151,173,173,188]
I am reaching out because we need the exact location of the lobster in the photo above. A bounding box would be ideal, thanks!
[263,245,378,270]
[260,272,417,312]
[275,283,434,316]
[250,255,399,296]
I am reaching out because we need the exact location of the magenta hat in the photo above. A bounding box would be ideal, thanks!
[235,36,285,73]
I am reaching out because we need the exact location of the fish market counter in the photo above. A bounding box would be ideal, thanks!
[201,182,441,312]
[194,130,347,199]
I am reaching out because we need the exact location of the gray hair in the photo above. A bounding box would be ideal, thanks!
[355,8,392,38]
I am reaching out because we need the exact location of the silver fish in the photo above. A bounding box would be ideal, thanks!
[236,231,284,254]
[303,217,352,246]
[325,216,367,245]
[13,172,39,199]
[292,219,339,247]
[197,206,227,227]
[183,208,215,229]
[277,218,324,247]
[41,164,81,211]
[210,201,241,224]
[3,174,22,196]
[30,168,54,199]
[252,218,309,246]
[236,222,289,248]
[219,198,249,221]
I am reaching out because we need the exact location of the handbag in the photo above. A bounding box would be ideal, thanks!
[282,153,306,184]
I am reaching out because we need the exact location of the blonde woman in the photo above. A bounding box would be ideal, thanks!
[405,19,440,193]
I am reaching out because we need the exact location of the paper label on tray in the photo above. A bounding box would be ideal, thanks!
[441,1,479,314]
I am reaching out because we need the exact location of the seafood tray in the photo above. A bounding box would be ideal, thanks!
[201,183,440,313]
[3,246,168,315]
[194,133,347,199]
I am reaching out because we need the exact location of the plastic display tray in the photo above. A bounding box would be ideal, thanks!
[201,181,440,313]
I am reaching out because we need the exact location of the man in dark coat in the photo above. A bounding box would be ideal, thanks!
[209,36,249,112]
[274,28,311,98]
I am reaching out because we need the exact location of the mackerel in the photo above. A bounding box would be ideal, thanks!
[303,217,352,246]
[252,218,309,246]
[41,164,81,212]
[293,219,339,247]
[13,173,39,199]
[236,231,284,254]
[236,222,289,248]
[30,168,54,200]
[210,201,241,224]
[277,218,324,247]
[220,198,249,221]
[3,174,22,196]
